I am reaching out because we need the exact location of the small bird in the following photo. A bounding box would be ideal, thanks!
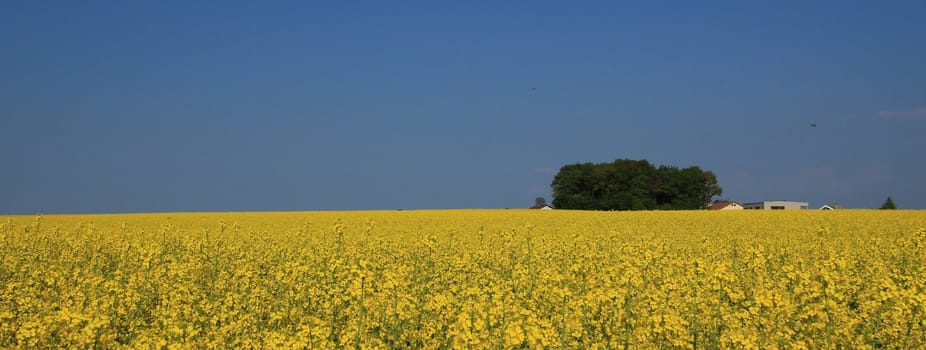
[810,123,817,127]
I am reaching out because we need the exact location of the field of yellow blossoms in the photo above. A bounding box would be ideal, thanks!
[1,209,924,349]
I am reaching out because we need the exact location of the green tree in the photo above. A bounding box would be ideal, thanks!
[551,158,722,210]
[880,196,897,209]
[534,197,547,208]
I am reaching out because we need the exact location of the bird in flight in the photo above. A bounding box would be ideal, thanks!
[810,123,817,127]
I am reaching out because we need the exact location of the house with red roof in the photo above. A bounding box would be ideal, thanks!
[708,201,744,210]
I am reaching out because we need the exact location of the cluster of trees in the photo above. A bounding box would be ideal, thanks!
[551,159,722,210]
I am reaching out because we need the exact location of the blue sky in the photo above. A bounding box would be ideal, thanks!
[2,1,925,213]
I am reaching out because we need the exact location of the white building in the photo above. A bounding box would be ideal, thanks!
[708,201,744,210]
[742,200,809,210]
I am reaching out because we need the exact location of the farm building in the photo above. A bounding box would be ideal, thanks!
[708,201,744,210]
[742,200,809,210]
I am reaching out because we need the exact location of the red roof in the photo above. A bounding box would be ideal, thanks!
[709,201,738,210]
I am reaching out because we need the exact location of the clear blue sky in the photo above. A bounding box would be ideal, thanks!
[2,1,925,213]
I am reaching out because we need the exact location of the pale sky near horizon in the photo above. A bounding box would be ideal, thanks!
[2,1,925,213]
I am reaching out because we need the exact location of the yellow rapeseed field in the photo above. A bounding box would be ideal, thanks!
[1,209,924,349]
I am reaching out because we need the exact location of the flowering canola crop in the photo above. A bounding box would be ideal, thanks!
[1,209,924,349]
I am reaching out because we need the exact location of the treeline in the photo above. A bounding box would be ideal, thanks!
[551,159,722,210]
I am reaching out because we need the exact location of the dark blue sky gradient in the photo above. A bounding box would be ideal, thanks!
[3,1,925,213]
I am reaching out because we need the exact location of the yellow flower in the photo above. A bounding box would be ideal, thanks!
[0,209,923,348]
